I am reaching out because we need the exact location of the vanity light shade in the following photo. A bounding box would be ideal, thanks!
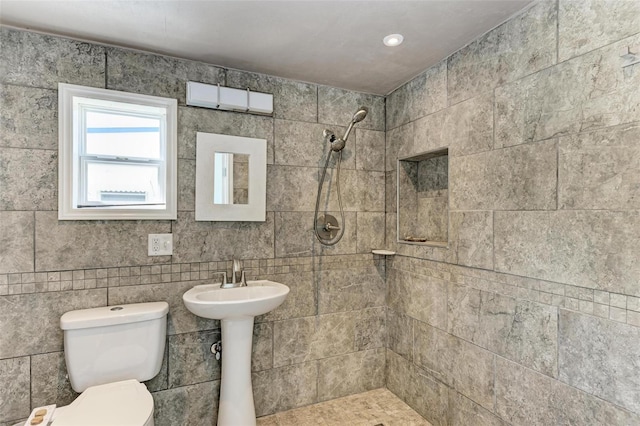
[186,82,273,115]
[249,91,273,114]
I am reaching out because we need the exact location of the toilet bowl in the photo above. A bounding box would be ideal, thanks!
[50,380,154,426]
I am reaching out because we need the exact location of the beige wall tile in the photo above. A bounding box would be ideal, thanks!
[0,290,106,359]
[559,122,640,210]
[273,312,355,367]
[35,211,171,271]
[448,282,558,377]
[559,0,640,61]
[0,211,34,274]
[559,309,640,413]
[152,380,220,426]
[413,93,493,158]
[227,70,318,122]
[0,148,57,211]
[0,356,30,423]
[274,119,351,169]
[0,28,105,89]
[30,352,79,408]
[387,268,447,330]
[495,357,640,425]
[253,362,318,417]
[386,61,447,130]
[355,129,385,171]
[449,139,557,211]
[413,320,495,410]
[318,86,385,131]
[0,85,57,150]
[106,47,224,105]
[495,210,640,297]
[449,390,508,426]
[496,32,640,147]
[168,330,221,388]
[172,211,274,263]
[317,348,385,402]
[447,0,556,105]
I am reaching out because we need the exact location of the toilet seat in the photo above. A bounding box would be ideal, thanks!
[51,380,154,426]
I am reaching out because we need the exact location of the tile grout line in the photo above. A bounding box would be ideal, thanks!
[556,306,560,381]
[104,49,108,89]
[556,0,560,65]
[32,211,36,275]
[556,139,560,210]
[492,210,496,272]
[29,354,33,412]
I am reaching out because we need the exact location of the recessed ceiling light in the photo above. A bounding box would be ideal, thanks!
[383,34,404,47]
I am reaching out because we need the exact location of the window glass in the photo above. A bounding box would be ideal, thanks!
[85,110,162,159]
[84,162,161,205]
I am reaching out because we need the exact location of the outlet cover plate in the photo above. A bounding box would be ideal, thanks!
[148,234,173,256]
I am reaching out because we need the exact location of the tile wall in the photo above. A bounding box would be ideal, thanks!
[384,1,640,425]
[0,27,387,425]
[2,0,640,425]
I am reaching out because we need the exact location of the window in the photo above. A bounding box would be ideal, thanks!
[58,83,177,220]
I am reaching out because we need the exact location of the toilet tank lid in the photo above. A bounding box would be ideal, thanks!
[60,302,169,330]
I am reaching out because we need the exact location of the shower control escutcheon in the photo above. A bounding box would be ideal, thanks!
[316,214,340,240]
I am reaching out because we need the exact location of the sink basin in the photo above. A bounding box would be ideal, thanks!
[183,279,289,426]
[183,280,289,320]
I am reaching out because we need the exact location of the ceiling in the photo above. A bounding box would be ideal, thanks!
[0,0,535,95]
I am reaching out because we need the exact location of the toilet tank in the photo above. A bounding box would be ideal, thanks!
[60,302,169,393]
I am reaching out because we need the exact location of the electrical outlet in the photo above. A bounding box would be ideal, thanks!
[148,234,173,256]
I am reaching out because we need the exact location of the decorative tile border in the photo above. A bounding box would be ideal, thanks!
[389,255,640,328]
[0,253,382,296]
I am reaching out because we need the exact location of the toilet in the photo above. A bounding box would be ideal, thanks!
[44,302,169,426]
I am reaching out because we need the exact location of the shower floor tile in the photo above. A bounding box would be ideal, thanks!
[256,388,432,426]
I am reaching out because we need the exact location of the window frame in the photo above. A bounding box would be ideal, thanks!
[58,83,177,220]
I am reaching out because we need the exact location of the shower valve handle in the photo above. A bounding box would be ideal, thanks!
[325,222,340,231]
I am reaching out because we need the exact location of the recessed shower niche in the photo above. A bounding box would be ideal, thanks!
[397,148,449,246]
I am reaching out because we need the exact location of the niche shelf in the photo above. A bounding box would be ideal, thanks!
[372,249,396,256]
[397,148,449,247]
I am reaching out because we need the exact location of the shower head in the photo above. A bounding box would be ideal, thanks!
[338,106,369,145]
[352,107,368,124]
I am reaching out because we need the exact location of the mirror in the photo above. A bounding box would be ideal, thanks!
[213,153,249,205]
[196,132,266,221]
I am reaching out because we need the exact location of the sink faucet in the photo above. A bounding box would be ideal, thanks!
[219,260,247,289]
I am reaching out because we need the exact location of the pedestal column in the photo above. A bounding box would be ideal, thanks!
[218,317,256,426]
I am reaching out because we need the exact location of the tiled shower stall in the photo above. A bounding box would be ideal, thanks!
[1,0,640,425]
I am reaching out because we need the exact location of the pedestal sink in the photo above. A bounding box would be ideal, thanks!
[183,280,289,426]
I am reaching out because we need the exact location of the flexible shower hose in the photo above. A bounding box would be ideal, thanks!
[313,148,345,245]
